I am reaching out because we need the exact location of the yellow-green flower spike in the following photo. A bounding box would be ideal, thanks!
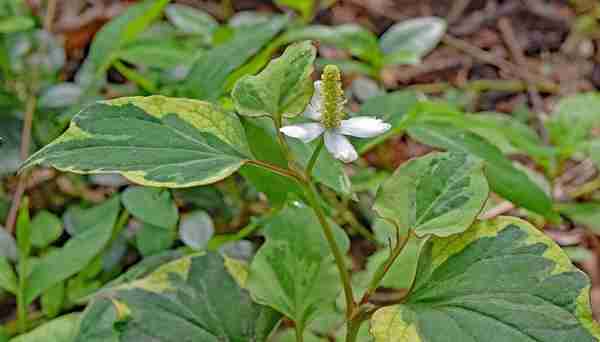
[321,65,346,129]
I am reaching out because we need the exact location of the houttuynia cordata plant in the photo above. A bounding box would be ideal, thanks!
[18,40,600,342]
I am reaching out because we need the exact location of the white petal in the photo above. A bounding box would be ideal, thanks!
[303,81,323,121]
[280,123,325,143]
[324,131,358,163]
[338,117,391,138]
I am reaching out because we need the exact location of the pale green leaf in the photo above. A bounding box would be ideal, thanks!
[122,186,178,228]
[0,256,17,295]
[557,202,600,234]
[232,40,316,118]
[21,96,251,188]
[247,202,350,330]
[179,211,214,251]
[10,314,80,342]
[380,17,446,65]
[370,217,600,342]
[164,4,218,43]
[374,152,488,237]
[24,196,120,304]
[136,222,176,257]
[30,210,63,249]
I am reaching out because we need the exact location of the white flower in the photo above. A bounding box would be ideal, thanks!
[280,81,391,163]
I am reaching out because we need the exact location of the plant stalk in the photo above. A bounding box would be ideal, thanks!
[303,181,356,317]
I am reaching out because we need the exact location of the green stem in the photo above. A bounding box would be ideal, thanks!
[295,323,304,342]
[360,227,411,305]
[113,61,157,93]
[305,138,324,177]
[247,160,304,182]
[272,116,296,168]
[568,176,600,198]
[303,181,355,317]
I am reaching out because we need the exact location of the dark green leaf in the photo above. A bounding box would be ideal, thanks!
[184,16,288,101]
[22,96,252,188]
[370,217,600,341]
[75,0,171,88]
[75,253,280,341]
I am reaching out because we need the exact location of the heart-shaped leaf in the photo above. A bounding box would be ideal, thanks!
[247,202,350,332]
[408,122,558,221]
[30,210,63,249]
[370,217,600,341]
[233,41,316,118]
[74,253,280,342]
[21,96,252,188]
[374,152,488,237]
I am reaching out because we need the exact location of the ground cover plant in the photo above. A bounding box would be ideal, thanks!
[2,0,600,341]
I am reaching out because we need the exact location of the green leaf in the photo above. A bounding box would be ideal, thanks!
[0,16,34,33]
[21,96,252,188]
[355,90,421,153]
[75,0,171,88]
[240,117,352,203]
[546,93,600,156]
[136,222,176,257]
[282,24,383,67]
[232,41,316,118]
[275,0,315,21]
[366,220,428,290]
[408,122,558,221]
[184,16,288,101]
[374,152,488,237]
[0,256,17,294]
[0,226,17,261]
[247,202,350,330]
[557,202,600,234]
[164,4,218,43]
[9,314,80,342]
[122,187,178,228]
[370,217,600,341]
[30,210,63,249]
[40,281,65,318]
[379,17,446,65]
[24,196,120,304]
[74,253,280,341]
[16,199,31,262]
[0,117,22,176]
[118,38,197,70]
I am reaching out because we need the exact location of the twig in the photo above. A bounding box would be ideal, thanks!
[498,17,548,142]
[451,0,521,36]
[479,201,515,220]
[409,79,559,94]
[447,0,472,24]
[43,0,57,32]
[5,96,37,233]
[442,34,559,92]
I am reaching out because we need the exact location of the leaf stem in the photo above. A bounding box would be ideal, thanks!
[302,181,356,317]
[295,323,304,342]
[359,227,412,306]
[305,138,324,177]
[247,160,304,183]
